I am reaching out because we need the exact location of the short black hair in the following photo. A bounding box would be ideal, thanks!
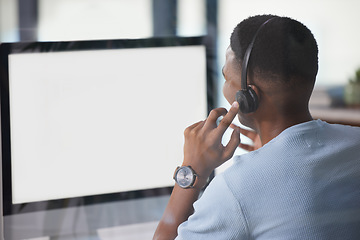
[230,14,318,85]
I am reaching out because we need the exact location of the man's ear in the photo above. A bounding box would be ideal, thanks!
[249,85,261,102]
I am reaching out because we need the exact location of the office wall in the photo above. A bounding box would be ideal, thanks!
[217,0,360,87]
[177,0,206,36]
[38,0,153,41]
[0,0,19,42]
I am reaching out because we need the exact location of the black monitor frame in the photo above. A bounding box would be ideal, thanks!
[0,36,216,216]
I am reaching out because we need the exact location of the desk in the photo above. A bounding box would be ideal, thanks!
[310,88,360,127]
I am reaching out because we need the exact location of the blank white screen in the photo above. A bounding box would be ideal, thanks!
[8,45,207,204]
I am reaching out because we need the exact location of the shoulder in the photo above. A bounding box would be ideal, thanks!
[221,119,360,196]
[320,120,360,132]
[312,119,360,135]
[316,120,360,148]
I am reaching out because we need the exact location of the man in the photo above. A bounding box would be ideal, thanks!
[153,14,360,239]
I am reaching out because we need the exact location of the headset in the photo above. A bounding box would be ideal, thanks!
[236,17,276,114]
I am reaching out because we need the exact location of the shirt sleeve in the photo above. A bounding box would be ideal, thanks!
[175,174,250,240]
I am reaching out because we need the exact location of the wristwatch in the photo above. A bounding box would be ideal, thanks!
[173,166,198,189]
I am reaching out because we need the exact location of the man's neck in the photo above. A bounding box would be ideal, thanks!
[257,110,313,146]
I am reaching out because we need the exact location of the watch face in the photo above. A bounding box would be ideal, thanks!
[175,166,195,188]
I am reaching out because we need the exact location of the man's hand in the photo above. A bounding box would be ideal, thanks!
[182,101,240,184]
[153,102,240,240]
[230,124,262,151]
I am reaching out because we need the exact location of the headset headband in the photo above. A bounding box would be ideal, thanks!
[241,17,277,90]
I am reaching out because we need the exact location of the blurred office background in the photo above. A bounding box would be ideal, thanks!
[2,0,360,111]
[1,0,360,239]
[2,0,360,92]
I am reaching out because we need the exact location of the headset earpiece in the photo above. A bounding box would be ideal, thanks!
[236,17,276,114]
[236,87,259,114]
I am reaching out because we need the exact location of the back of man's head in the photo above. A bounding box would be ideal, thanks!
[230,14,319,87]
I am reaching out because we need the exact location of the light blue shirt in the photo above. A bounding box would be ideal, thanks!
[177,120,360,239]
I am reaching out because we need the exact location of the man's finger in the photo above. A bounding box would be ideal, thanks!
[223,128,241,160]
[203,107,228,130]
[184,120,205,135]
[216,101,239,135]
[239,127,258,141]
[238,143,255,152]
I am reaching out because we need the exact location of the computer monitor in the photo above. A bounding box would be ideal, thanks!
[0,37,214,238]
